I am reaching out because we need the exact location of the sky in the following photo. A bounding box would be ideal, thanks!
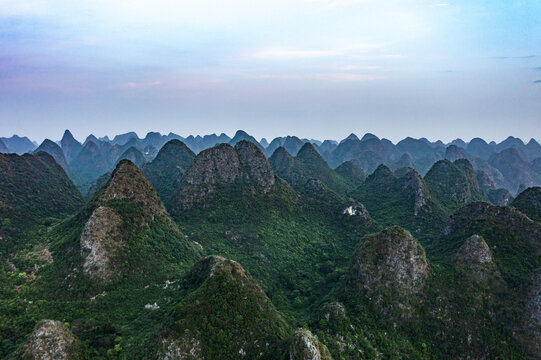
[0,0,540,144]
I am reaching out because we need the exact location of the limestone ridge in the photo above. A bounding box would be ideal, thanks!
[349,226,429,299]
[22,320,79,360]
[289,328,334,360]
[170,141,275,212]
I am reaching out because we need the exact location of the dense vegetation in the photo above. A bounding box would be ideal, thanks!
[1,137,541,359]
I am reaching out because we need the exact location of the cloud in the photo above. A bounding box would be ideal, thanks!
[494,55,536,60]
[255,72,380,82]
[332,65,381,71]
[247,43,387,61]
[248,48,339,60]
[127,81,162,89]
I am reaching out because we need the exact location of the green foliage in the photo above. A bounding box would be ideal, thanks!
[425,159,486,214]
[512,186,541,222]
[142,140,195,204]
[270,143,358,197]
[1,149,539,359]
[171,258,291,359]
[0,152,83,243]
[352,165,447,246]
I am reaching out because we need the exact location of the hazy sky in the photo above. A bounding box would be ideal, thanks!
[1,0,540,143]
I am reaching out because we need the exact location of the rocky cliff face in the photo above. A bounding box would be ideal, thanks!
[80,206,123,281]
[23,320,79,360]
[349,226,429,303]
[171,141,275,213]
[289,328,334,360]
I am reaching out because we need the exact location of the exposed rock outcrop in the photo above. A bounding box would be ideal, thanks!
[80,206,122,281]
[23,320,79,360]
[455,235,499,283]
[342,202,371,220]
[289,328,333,360]
[349,226,429,298]
[318,302,347,325]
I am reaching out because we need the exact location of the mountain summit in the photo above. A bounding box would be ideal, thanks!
[169,141,275,213]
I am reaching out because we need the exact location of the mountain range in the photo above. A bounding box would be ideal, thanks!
[1,130,541,359]
[2,130,540,199]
